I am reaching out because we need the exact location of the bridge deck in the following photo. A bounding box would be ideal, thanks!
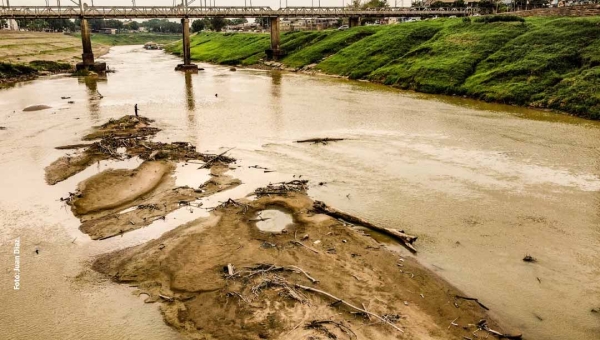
[0,6,469,19]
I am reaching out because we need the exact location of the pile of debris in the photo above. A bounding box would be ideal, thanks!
[254,180,309,197]
[45,115,236,185]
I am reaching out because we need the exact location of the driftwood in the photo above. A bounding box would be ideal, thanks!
[455,295,489,310]
[291,240,321,255]
[55,143,95,150]
[199,147,234,169]
[477,320,522,339]
[295,284,404,333]
[313,201,418,253]
[296,137,345,144]
[159,294,174,302]
[254,180,308,197]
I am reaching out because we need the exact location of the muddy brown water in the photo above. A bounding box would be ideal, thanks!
[1,45,599,340]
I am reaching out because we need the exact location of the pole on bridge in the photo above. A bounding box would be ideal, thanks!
[175,18,199,72]
[267,17,282,61]
[75,18,106,72]
[80,19,95,67]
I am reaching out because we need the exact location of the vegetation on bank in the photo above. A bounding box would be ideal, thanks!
[74,33,182,46]
[167,15,600,120]
[0,60,72,81]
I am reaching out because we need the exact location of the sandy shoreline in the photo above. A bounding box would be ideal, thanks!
[42,114,521,339]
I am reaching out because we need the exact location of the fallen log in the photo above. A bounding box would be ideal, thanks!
[477,320,522,339]
[55,143,95,150]
[296,137,345,144]
[313,201,418,253]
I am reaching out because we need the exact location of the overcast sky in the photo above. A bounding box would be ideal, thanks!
[8,0,413,10]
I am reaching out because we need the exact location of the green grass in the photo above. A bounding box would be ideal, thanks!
[317,22,443,79]
[166,16,600,120]
[0,60,72,80]
[0,62,37,79]
[281,27,379,68]
[74,33,181,46]
[462,17,600,118]
[166,32,270,65]
[370,20,528,94]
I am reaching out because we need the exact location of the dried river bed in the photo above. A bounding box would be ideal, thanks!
[0,45,599,339]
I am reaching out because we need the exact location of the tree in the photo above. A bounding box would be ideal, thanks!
[362,0,388,9]
[191,19,205,33]
[227,18,248,26]
[47,19,76,31]
[209,17,227,32]
[255,17,269,29]
[453,0,465,7]
[346,0,362,9]
[104,19,124,30]
[478,0,497,13]
[128,21,140,31]
[26,19,49,31]
[140,19,182,33]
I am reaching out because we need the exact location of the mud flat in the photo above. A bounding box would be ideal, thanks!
[43,115,522,340]
[47,115,238,240]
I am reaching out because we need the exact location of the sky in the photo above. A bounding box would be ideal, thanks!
[6,0,414,9]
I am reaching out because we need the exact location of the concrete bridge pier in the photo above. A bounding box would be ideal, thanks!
[76,18,107,73]
[175,18,199,72]
[266,17,283,61]
[349,17,360,28]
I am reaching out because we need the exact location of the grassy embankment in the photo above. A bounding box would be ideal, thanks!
[167,16,600,120]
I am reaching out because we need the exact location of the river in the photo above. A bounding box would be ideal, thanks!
[0,45,599,340]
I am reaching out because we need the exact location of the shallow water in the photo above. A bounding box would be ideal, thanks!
[1,45,599,340]
[255,209,294,232]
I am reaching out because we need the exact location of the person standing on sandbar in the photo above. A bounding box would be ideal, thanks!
[134,104,139,117]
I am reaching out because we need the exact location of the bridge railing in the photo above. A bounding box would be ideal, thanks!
[0,5,468,19]
[277,6,469,17]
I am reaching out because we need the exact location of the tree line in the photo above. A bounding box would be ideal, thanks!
[191,18,248,33]
[13,18,249,33]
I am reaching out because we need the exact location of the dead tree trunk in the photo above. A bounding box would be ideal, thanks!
[313,201,418,253]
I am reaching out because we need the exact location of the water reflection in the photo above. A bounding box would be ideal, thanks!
[184,71,195,111]
[183,71,197,142]
[79,75,107,121]
[269,71,283,133]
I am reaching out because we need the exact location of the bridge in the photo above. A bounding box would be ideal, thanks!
[0,6,468,19]
[0,3,470,71]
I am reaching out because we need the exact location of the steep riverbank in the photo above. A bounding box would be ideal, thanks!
[0,31,178,84]
[166,16,600,120]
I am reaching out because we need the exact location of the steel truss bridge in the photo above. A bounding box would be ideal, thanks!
[0,6,470,19]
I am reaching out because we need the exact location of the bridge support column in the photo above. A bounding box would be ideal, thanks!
[349,17,360,28]
[266,17,283,61]
[76,18,106,72]
[176,18,199,72]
